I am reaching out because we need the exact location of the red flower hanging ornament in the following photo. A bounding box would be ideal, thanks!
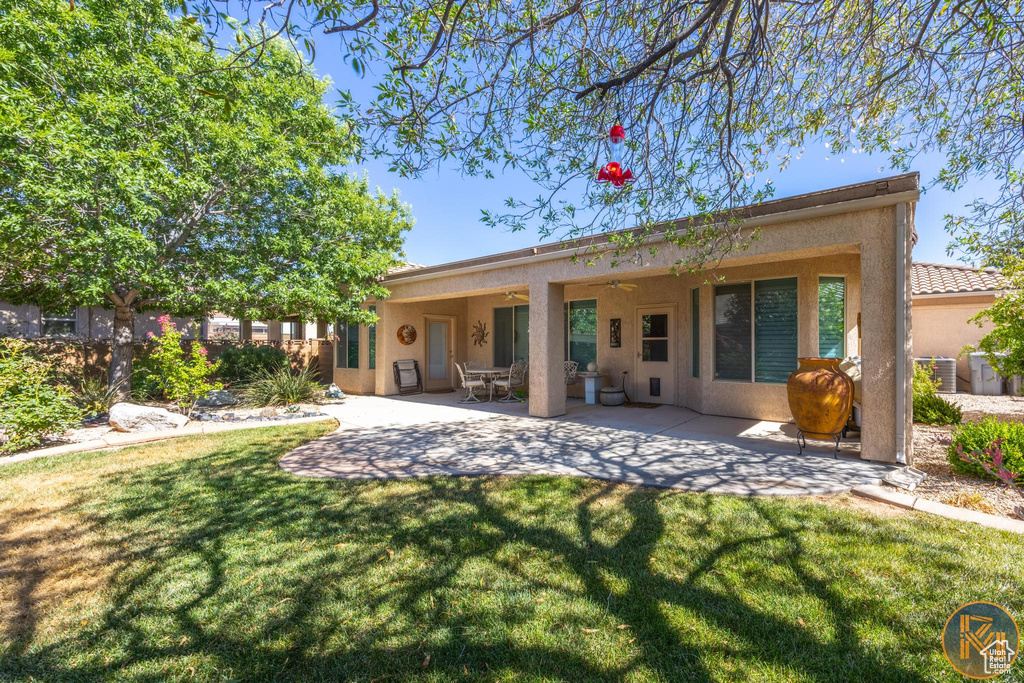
[596,124,635,187]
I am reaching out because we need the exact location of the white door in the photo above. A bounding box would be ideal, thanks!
[635,306,676,404]
[424,317,455,391]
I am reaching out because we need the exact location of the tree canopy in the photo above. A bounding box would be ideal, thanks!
[189,0,1021,268]
[0,0,412,387]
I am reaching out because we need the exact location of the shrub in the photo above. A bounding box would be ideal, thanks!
[0,338,83,453]
[912,359,941,399]
[148,315,222,417]
[75,376,125,416]
[948,417,1024,480]
[913,393,962,426]
[239,366,320,407]
[129,354,165,402]
[217,345,289,384]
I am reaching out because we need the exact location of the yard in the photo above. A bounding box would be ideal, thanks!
[1,422,1022,681]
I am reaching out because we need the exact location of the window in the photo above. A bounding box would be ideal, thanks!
[714,278,798,383]
[41,305,77,337]
[494,305,528,367]
[641,313,669,361]
[754,278,799,383]
[280,321,300,341]
[368,305,376,370]
[818,277,845,358]
[690,288,700,378]
[714,284,752,380]
[335,320,359,369]
[564,299,597,368]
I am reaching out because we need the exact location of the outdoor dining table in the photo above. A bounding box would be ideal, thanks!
[464,367,510,400]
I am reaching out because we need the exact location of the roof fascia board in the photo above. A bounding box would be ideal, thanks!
[385,189,920,285]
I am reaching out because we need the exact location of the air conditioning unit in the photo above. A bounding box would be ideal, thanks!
[915,357,957,394]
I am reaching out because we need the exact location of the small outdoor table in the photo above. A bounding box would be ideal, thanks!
[576,371,604,405]
[464,367,510,400]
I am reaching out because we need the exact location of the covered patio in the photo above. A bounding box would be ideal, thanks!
[281,394,892,495]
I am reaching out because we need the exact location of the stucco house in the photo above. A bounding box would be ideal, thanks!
[331,173,920,465]
[911,262,1004,392]
[0,303,203,340]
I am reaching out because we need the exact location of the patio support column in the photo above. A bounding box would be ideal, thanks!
[315,319,328,339]
[374,300,398,395]
[267,320,282,341]
[858,204,913,464]
[239,319,253,341]
[528,280,565,418]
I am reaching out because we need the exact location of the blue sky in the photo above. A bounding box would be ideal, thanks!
[295,30,1001,269]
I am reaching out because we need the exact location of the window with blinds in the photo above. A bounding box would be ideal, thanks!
[690,288,700,378]
[494,305,529,366]
[565,299,597,367]
[754,278,798,383]
[714,278,798,382]
[818,277,845,359]
[714,284,752,380]
[335,320,359,369]
[368,305,377,370]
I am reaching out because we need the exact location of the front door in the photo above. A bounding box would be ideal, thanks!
[424,317,456,391]
[635,306,676,404]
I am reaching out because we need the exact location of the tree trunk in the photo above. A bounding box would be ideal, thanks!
[110,305,135,397]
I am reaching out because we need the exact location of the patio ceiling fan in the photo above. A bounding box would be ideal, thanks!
[505,291,530,302]
[589,280,638,292]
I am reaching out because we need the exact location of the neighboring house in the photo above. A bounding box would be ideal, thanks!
[911,262,1004,392]
[0,303,203,340]
[332,173,920,465]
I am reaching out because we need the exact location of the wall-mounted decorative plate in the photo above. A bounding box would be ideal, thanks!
[397,325,417,345]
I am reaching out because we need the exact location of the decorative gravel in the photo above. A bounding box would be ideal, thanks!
[910,394,1024,520]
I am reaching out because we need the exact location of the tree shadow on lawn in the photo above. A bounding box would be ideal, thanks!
[1,428,1019,681]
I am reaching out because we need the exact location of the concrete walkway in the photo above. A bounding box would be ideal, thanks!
[280,395,894,496]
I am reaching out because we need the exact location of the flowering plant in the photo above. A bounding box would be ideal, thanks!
[147,315,221,418]
[956,438,1024,519]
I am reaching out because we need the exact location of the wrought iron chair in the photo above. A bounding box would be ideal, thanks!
[493,359,528,402]
[456,363,487,403]
[564,360,579,384]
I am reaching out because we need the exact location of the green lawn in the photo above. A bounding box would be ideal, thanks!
[1,422,1021,682]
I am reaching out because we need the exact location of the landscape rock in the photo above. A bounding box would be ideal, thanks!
[109,403,188,433]
[196,390,237,407]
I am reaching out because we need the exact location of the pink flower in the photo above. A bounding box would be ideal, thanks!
[158,314,171,324]
[146,332,155,339]
[198,347,208,356]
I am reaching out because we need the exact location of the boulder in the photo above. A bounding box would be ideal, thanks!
[196,390,237,407]
[109,403,188,433]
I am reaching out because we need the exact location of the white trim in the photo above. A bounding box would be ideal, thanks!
[384,190,922,285]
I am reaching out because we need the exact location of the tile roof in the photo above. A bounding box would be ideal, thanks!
[911,262,1004,296]
[387,262,426,275]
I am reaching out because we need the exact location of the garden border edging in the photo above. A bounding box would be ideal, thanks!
[852,484,1024,534]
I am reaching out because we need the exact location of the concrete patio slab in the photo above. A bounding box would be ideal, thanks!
[280,395,891,496]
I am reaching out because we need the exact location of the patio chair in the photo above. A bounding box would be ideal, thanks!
[393,359,423,395]
[464,360,483,370]
[456,363,487,403]
[564,360,579,385]
[493,359,528,402]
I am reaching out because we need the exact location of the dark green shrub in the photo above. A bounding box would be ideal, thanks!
[129,355,165,401]
[948,417,1024,480]
[912,393,963,426]
[0,338,83,453]
[217,345,289,384]
[238,366,320,406]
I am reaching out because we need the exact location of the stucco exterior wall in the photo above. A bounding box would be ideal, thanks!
[365,198,914,464]
[912,294,996,392]
[0,303,200,339]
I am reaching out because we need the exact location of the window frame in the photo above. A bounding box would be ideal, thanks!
[690,287,700,378]
[335,319,360,369]
[712,276,800,384]
[368,305,377,370]
[817,275,846,359]
[493,304,529,367]
[40,305,78,337]
[564,298,598,368]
